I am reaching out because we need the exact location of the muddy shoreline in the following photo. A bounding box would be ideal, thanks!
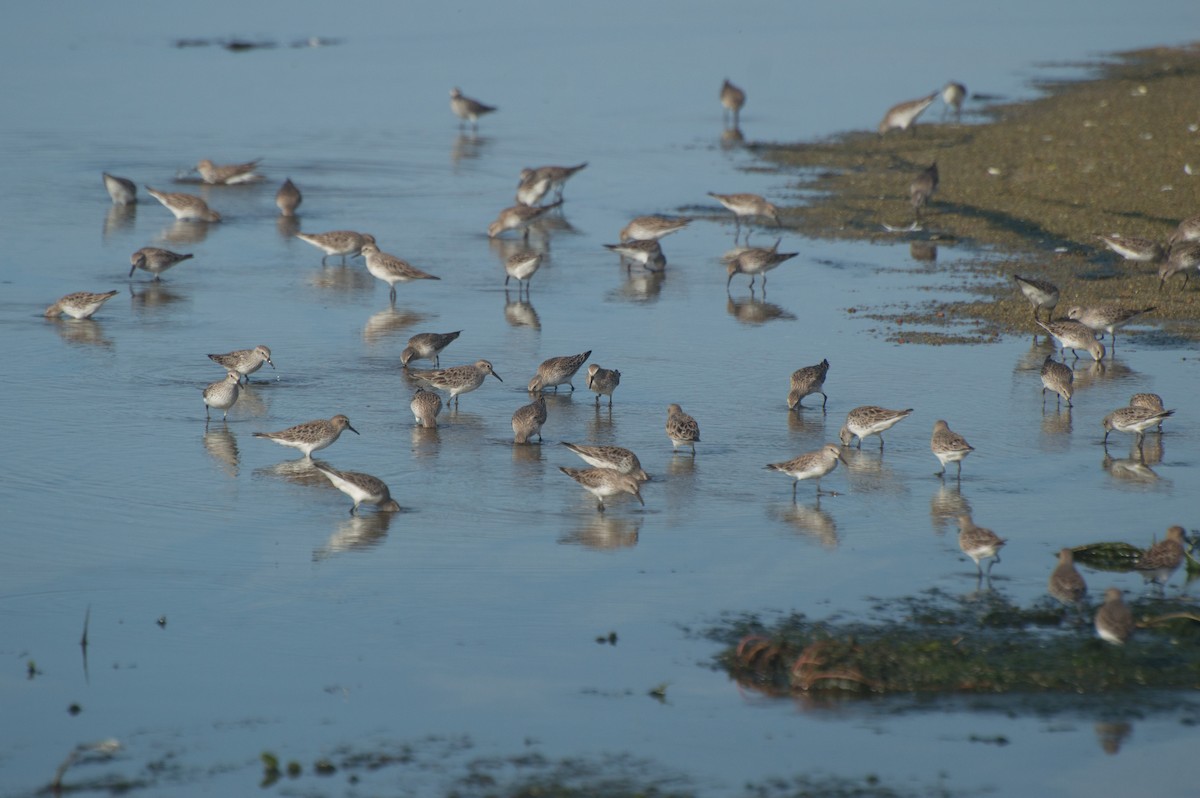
[751,45,1200,344]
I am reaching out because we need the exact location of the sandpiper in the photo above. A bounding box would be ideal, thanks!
[528,351,591,393]
[1066,305,1155,349]
[708,192,780,241]
[558,467,644,512]
[1158,240,1200,290]
[878,92,937,135]
[957,515,1006,576]
[725,238,798,289]
[1094,587,1134,645]
[196,158,262,185]
[766,443,845,500]
[1036,319,1105,361]
[202,372,241,421]
[941,82,966,120]
[450,87,496,128]
[1013,274,1059,321]
[275,178,302,216]
[1101,405,1174,446]
[560,442,648,481]
[586,363,621,407]
[145,186,221,222]
[102,173,136,205]
[604,239,666,271]
[931,419,973,478]
[1096,234,1166,264]
[839,406,914,449]
[44,290,118,320]
[512,394,548,444]
[411,359,503,407]
[253,414,359,459]
[488,203,556,241]
[129,247,193,280]
[400,331,461,369]
[313,464,401,515]
[208,345,274,383]
[720,78,746,126]
[910,162,938,220]
[1048,548,1087,605]
[1039,355,1073,407]
[295,230,376,265]
[666,404,700,455]
[521,163,587,204]
[1129,392,1167,431]
[361,243,439,301]
[504,249,542,292]
[1135,526,1188,585]
[787,359,830,410]
[619,215,691,242]
[410,387,443,429]
[515,169,552,206]
[1168,213,1200,246]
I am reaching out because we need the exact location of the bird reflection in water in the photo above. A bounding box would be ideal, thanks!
[1039,405,1072,439]
[613,268,666,304]
[720,125,744,149]
[275,214,301,240]
[102,204,136,239]
[410,425,441,459]
[560,515,640,550]
[49,318,113,348]
[313,511,395,561]
[909,241,937,262]
[1094,722,1133,756]
[159,220,211,246]
[202,426,239,477]
[589,403,616,438]
[129,282,184,313]
[768,500,838,549]
[254,457,331,489]
[1102,442,1162,485]
[929,483,972,535]
[504,290,541,329]
[362,306,427,345]
[839,448,907,497]
[451,132,489,168]
[309,264,374,293]
[512,439,544,466]
[726,290,795,325]
[1071,357,1134,391]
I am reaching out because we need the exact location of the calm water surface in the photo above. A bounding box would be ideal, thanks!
[2,2,1199,796]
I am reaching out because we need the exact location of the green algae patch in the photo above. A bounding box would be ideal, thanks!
[708,590,1200,699]
[748,45,1200,342]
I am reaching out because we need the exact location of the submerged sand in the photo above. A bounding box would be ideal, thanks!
[750,44,1200,343]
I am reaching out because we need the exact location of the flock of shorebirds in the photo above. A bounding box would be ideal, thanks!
[52,79,1194,643]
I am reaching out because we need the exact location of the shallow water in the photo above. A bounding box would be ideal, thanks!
[2,3,1199,796]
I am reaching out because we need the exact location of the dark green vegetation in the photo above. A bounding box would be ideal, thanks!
[707,589,1200,699]
[751,45,1200,343]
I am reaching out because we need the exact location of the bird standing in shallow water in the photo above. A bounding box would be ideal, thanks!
[957,515,1006,576]
[665,404,700,455]
[314,464,401,515]
[1095,587,1134,645]
[450,87,496,128]
[766,443,846,500]
[720,78,745,127]
[788,359,830,410]
[44,290,119,320]
[931,420,973,478]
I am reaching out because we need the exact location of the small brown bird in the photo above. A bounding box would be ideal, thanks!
[666,404,700,455]
[878,92,937,135]
[1048,548,1087,605]
[909,162,938,220]
[275,178,302,216]
[957,516,1006,576]
[1135,525,1188,585]
[1094,587,1134,645]
[787,359,830,410]
[720,78,746,126]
